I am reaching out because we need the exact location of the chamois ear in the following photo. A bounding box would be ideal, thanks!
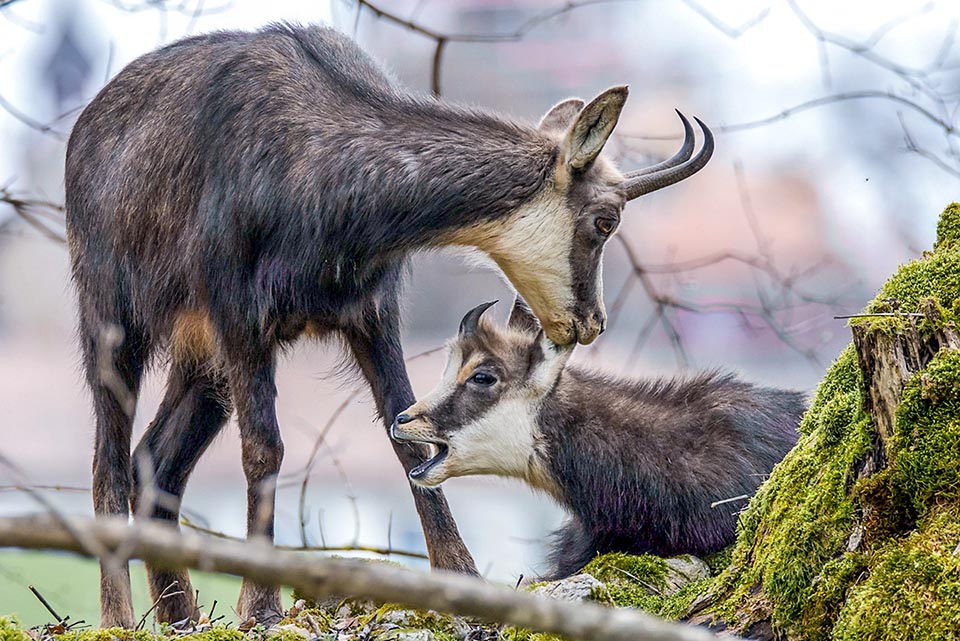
[528,329,574,390]
[459,300,497,337]
[538,98,586,135]
[561,85,628,171]
[508,295,540,334]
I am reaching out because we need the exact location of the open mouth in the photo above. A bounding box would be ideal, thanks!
[408,442,449,480]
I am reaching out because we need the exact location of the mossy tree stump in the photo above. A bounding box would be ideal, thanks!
[698,203,960,640]
[851,299,960,475]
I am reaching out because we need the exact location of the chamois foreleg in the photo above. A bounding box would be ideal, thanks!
[342,305,479,576]
[130,361,232,624]
[80,310,148,629]
[220,339,285,623]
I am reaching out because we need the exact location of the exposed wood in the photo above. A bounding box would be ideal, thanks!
[852,300,960,453]
[0,514,722,641]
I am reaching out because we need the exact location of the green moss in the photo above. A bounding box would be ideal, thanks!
[800,553,867,640]
[503,551,718,641]
[370,603,462,640]
[582,552,669,610]
[500,629,564,641]
[833,507,960,640]
[56,628,250,641]
[816,389,861,446]
[865,225,960,318]
[888,349,960,517]
[0,618,319,641]
[579,552,715,619]
[703,547,734,575]
[712,345,874,632]
[705,203,960,638]
[0,617,31,641]
[583,552,669,591]
[935,202,960,251]
[52,628,164,641]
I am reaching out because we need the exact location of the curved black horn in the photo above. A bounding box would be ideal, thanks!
[459,300,498,337]
[621,116,714,201]
[623,110,695,178]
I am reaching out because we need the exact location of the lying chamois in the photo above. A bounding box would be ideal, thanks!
[392,300,804,578]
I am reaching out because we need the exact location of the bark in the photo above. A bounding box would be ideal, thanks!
[0,514,723,641]
[851,300,960,475]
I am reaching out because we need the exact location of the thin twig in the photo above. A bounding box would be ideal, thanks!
[710,495,750,509]
[136,581,185,630]
[834,313,924,319]
[28,585,64,623]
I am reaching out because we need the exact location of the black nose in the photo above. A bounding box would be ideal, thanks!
[390,413,412,441]
[599,320,607,335]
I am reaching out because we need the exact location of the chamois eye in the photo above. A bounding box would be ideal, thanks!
[468,372,497,386]
[595,217,617,236]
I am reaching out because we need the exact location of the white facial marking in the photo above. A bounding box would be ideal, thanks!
[413,342,463,414]
[472,190,577,342]
[446,394,540,480]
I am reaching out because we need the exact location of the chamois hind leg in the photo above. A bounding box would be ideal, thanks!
[342,302,479,576]
[80,312,149,629]
[130,360,232,624]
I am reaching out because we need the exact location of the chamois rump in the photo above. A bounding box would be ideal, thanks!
[392,300,803,578]
[65,23,713,627]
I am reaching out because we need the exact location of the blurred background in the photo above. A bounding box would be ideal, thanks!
[1,0,958,625]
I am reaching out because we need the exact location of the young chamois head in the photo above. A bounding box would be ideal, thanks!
[451,87,712,346]
[391,298,569,489]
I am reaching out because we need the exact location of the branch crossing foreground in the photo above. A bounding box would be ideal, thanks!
[0,514,721,641]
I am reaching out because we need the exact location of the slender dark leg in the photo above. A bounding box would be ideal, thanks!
[131,361,232,624]
[343,303,479,575]
[219,343,285,623]
[81,313,148,629]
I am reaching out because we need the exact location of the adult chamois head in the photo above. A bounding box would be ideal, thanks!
[457,93,712,345]
[63,23,711,629]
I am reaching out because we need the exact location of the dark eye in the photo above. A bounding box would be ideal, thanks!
[595,217,617,236]
[468,372,497,386]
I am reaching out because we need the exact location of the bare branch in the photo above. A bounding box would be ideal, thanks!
[677,0,770,39]
[0,514,722,641]
[0,186,66,243]
[622,91,957,141]
[862,2,935,50]
[0,94,66,139]
[355,0,767,99]
[180,515,429,560]
[786,0,940,98]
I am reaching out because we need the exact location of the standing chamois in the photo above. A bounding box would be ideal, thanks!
[65,23,713,627]
[392,299,803,578]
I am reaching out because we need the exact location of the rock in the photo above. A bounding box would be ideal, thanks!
[375,608,472,640]
[662,555,711,594]
[532,573,609,602]
[276,623,314,639]
[381,631,434,641]
[685,590,715,617]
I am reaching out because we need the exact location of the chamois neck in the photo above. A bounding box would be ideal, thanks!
[297,97,557,255]
[547,368,604,422]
